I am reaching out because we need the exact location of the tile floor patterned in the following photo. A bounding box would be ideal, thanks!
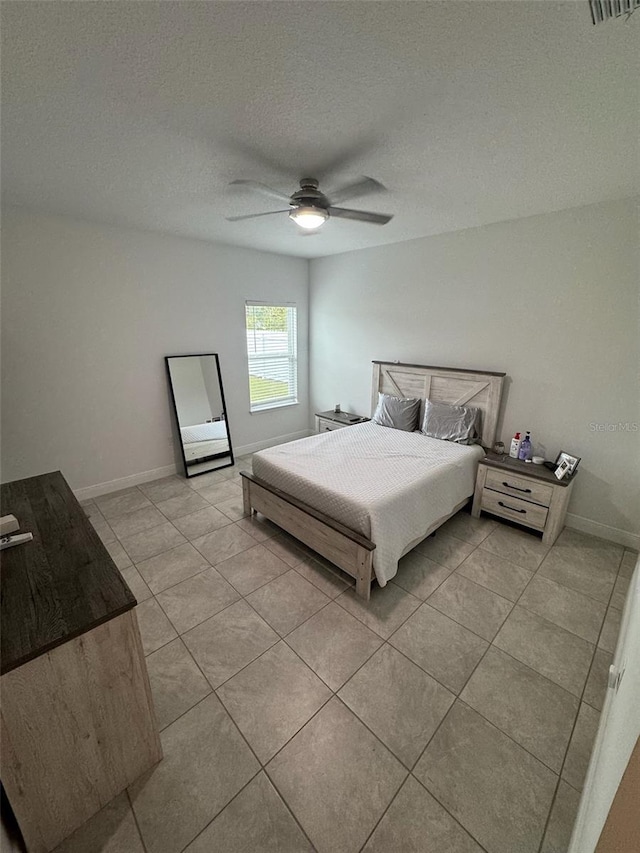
[58,460,633,853]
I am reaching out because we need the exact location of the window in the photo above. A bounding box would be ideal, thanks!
[245,302,298,412]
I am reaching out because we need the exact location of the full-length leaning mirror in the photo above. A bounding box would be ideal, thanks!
[165,353,234,478]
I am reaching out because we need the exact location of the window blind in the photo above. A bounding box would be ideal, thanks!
[245,302,298,412]
[589,0,639,24]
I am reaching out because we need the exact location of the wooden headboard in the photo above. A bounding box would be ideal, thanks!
[371,361,506,449]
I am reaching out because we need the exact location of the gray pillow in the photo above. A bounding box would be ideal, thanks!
[421,399,481,445]
[372,392,421,432]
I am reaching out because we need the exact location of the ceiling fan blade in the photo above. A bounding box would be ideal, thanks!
[328,176,386,205]
[226,209,290,222]
[328,206,393,226]
[229,179,291,203]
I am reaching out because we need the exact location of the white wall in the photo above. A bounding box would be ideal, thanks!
[309,198,639,543]
[1,209,309,490]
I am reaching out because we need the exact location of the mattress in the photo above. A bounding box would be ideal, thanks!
[181,421,228,443]
[252,422,483,586]
[184,438,230,462]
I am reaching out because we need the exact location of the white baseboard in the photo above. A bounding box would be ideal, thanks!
[566,512,639,551]
[74,464,178,502]
[233,429,312,457]
[74,429,313,502]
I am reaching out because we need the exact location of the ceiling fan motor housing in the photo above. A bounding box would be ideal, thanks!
[290,178,329,210]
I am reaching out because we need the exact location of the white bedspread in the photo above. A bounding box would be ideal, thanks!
[252,422,483,586]
[181,421,228,443]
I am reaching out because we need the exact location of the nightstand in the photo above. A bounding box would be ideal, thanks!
[315,410,370,433]
[471,453,575,545]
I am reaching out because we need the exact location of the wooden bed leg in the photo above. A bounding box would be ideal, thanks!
[242,476,252,517]
[355,547,372,601]
[471,465,487,519]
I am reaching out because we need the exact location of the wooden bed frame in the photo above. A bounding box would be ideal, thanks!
[241,361,505,600]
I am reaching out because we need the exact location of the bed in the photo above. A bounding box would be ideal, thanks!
[180,421,230,463]
[241,361,505,599]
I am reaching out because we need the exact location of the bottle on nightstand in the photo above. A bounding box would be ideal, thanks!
[509,432,522,458]
[518,431,532,461]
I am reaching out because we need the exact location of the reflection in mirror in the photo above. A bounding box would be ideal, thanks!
[165,353,234,478]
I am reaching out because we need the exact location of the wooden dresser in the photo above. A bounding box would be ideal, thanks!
[0,472,162,853]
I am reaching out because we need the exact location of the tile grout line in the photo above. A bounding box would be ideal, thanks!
[411,698,554,853]
[331,581,423,640]
[217,679,334,771]
[125,787,150,853]
[151,567,238,619]
[353,773,409,853]
[147,636,213,734]
[409,628,495,768]
[183,615,280,696]
[284,627,383,695]
[357,763,493,853]
[175,766,319,853]
[239,576,333,639]
[381,641,458,700]
[262,693,411,853]
[321,654,443,770]
[481,640,590,702]
[408,697,492,853]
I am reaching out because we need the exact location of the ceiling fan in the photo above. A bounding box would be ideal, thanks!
[226,176,393,231]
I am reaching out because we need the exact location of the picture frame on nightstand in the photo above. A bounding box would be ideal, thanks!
[555,451,581,477]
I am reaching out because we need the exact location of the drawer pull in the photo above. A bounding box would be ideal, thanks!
[498,501,527,514]
[503,481,532,494]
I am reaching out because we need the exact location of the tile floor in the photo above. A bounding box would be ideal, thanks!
[48,456,634,853]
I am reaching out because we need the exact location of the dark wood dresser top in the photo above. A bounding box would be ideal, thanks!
[0,471,136,675]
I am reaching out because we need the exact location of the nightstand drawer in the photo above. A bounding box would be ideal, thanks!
[482,487,548,530]
[485,469,553,507]
[317,418,345,432]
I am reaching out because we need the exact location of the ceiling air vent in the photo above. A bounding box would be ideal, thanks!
[589,0,640,24]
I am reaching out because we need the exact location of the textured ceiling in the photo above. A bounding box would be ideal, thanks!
[2,1,638,259]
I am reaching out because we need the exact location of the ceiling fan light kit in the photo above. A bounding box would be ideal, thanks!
[228,176,393,231]
[289,205,329,230]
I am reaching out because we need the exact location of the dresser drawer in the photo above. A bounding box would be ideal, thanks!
[481,487,548,531]
[485,468,553,507]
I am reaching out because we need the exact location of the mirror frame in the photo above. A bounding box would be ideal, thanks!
[165,352,235,479]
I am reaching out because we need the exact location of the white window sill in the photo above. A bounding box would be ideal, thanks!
[250,401,299,414]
